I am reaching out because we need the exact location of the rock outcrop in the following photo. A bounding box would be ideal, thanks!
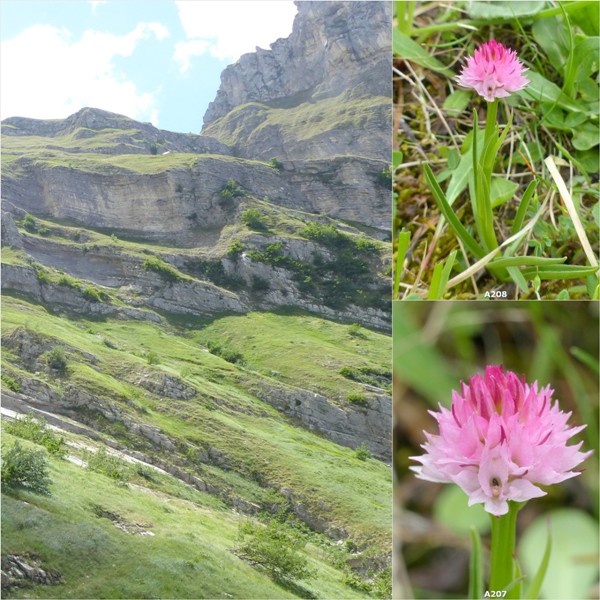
[203,2,391,129]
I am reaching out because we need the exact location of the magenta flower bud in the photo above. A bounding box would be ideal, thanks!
[456,40,530,102]
[410,366,592,516]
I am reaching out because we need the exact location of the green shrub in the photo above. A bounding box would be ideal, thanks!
[354,443,371,461]
[237,519,314,582]
[1,441,52,494]
[44,347,68,374]
[347,393,368,407]
[348,323,367,339]
[4,414,67,457]
[269,157,284,171]
[146,351,160,365]
[220,180,246,199]
[34,266,50,284]
[82,287,103,302]
[342,569,372,592]
[58,275,81,289]
[339,366,391,390]
[300,222,345,247]
[143,257,182,282]
[1,373,21,393]
[85,447,129,482]
[226,240,247,260]
[22,214,37,233]
[149,143,158,155]
[38,226,50,236]
[241,209,268,231]
[206,341,243,364]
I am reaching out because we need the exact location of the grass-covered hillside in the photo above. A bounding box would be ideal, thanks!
[1,292,391,598]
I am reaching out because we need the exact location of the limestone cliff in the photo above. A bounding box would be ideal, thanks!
[203,1,391,161]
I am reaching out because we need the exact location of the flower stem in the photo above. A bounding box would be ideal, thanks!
[489,502,520,598]
[477,99,499,253]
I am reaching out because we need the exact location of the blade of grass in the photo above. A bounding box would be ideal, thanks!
[468,526,484,600]
[423,163,486,259]
[507,266,530,294]
[559,2,577,99]
[524,519,552,599]
[520,265,600,279]
[510,180,538,236]
[489,256,567,268]
[427,262,445,300]
[392,30,454,76]
[394,230,411,299]
[544,156,599,269]
[570,346,600,376]
[427,250,457,300]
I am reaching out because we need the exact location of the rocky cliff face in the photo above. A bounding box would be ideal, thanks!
[1,1,392,467]
[203,1,391,162]
[204,2,391,126]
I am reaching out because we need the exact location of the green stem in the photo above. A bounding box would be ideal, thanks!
[489,502,520,598]
[477,99,499,252]
[484,99,498,149]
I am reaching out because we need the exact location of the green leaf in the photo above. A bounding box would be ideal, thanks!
[423,163,486,259]
[447,148,460,170]
[490,256,567,268]
[392,30,454,76]
[572,121,600,151]
[576,147,600,173]
[464,1,545,18]
[570,1,600,36]
[521,264,600,280]
[392,150,403,171]
[573,37,600,83]
[393,230,411,299]
[490,178,519,208]
[520,71,589,114]
[556,288,570,300]
[507,266,530,294]
[519,509,598,600]
[592,201,600,227]
[442,89,472,116]
[532,18,569,71]
[446,129,485,204]
[510,180,538,236]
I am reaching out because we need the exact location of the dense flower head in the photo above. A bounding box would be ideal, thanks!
[456,40,530,102]
[411,366,592,516]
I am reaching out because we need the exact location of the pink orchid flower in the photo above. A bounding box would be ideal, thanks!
[456,40,530,102]
[411,366,592,516]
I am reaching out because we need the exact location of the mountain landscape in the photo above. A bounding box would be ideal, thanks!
[1,2,393,598]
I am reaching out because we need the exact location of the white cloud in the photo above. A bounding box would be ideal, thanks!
[89,1,108,15]
[174,39,210,74]
[175,1,297,63]
[0,22,169,124]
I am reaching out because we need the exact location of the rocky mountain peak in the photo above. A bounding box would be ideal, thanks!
[202,1,391,128]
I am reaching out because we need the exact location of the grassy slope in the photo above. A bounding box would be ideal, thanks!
[1,434,368,600]
[203,95,389,150]
[1,295,391,546]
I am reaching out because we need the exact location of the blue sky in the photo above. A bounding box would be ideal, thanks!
[0,1,297,132]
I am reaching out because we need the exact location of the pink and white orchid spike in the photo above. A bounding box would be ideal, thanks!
[456,40,530,102]
[411,366,592,516]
